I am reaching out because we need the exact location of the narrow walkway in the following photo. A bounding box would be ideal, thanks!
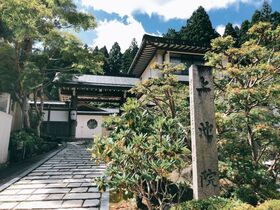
[0,142,108,210]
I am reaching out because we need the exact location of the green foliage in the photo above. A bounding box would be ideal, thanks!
[255,200,280,210]
[239,1,279,45]
[121,38,139,74]
[0,0,100,130]
[9,130,42,162]
[9,129,58,162]
[238,20,251,45]
[224,23,237,37]
[163,6,219,46]
[99,46,110,74]
[108,42,122,75]
[223,23,239,47]
[173,198,280,210]
[90,64,192,210]
[252,1,272,24]
[0,42,16,92]
[163,28,180,39]
[94,39,139,76]
[271,12,280,29]
[172,196,254,210]
[179,6,219,46]
[206,22,280,204]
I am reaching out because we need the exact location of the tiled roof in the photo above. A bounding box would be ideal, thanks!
[128,34,209,77]
[56,74,140,88]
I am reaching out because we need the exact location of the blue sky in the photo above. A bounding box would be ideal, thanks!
[75,0,280,52]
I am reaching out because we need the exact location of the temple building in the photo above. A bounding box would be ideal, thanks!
[41,35,209,139]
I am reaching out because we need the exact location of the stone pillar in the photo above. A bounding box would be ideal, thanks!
[189,65,219,199]
[70,88,78,139]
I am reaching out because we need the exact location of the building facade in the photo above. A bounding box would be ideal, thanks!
[44,35,208,139]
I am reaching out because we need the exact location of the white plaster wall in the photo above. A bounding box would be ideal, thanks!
[0,93,11,113]
[0,111,13,164]
[76,115,104,139]
[49,111,68,122]
[141,57,155,81]
[141,53,163,82]
[175,75,189,82]
[10,102,23,131]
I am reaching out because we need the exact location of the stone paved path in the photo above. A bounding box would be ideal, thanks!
[0,142,108,210]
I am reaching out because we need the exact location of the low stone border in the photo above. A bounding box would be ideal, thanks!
[0,145,65,192]
[100,190,109,210]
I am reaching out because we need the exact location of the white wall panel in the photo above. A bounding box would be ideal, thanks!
[0,111,12,164]
[75,115,103,139]
[50,111,68,122]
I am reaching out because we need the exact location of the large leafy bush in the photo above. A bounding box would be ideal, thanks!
[91,64,192,209]
[206,22,280,204]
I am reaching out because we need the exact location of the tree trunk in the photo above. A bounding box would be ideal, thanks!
[22,95,31,129]
[21,38,33,130]
[247,123,258,164]
[33,87,44,137]
[37,88,44,137]
[143,197,153,210]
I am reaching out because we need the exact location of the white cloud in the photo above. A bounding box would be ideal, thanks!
[81,0,262,21]
[92,17,149,52]
[216,25,226,36]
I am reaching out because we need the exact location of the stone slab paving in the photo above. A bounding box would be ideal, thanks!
[0,142,107,210]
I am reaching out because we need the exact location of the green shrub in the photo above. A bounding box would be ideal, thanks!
[91,64,192,210]
[172,197,254,210]
[171,196,228,210]
[9,129,57,162]
[233,185,259,206]
[255,200,280,210]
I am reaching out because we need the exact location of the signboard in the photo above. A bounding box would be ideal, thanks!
[189,65,219,199]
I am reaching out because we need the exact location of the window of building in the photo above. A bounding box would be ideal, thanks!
[170,53,204,75]
[87,119,98,129]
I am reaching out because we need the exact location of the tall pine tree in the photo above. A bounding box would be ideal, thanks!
[252,1,272,24]
[239,20,251,46]
[108,42,122,76]
[163,28,180,39]
[260,0,272,22]
[224,23,239,47]
[121,38,139,74]
[179,6,219,46]
[224,23,238,38]
[100,46,110,75]
[271,11,280,29]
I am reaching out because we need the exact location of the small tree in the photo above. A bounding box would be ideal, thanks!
[206,22,280,204]
[91,64,192,210]
[0,0,100,134]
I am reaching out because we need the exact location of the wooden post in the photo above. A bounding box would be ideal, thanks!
[70,88,78,139]
[189,65,219,199]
